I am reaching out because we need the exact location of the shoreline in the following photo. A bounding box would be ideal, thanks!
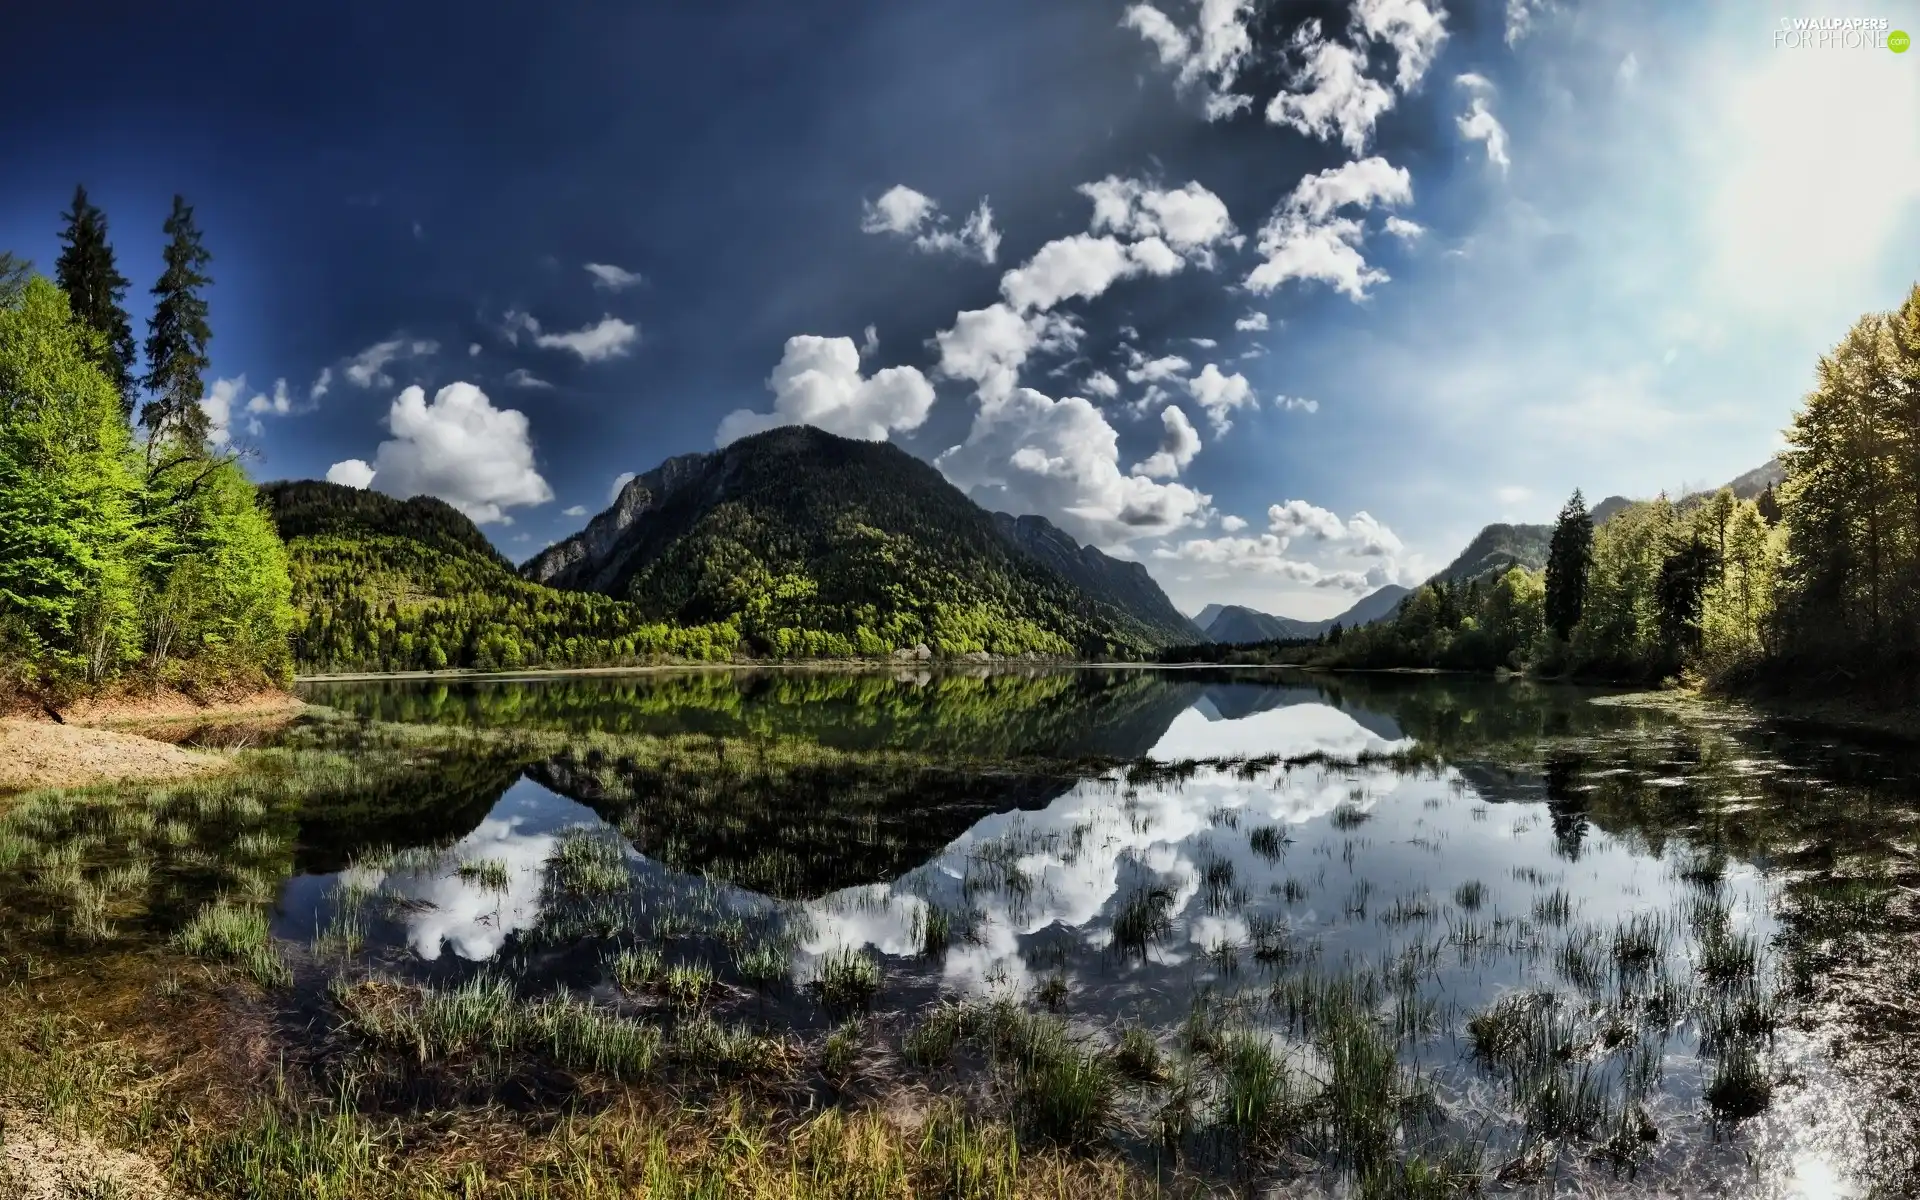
[0,690,305,794]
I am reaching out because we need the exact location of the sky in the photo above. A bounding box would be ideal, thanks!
[4,0,1918,619]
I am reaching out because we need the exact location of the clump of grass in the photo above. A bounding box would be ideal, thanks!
[1036,973,1069,1010]
[545,830,628,896]
[174,900,288,988]
[1112,884,1174,960]
[1214,1030,1305,1155]
[809,947,882,1012]
[1452,880,1487,912]
[1697,924,1760,988]
[822,1018,862,1080]
[1330,802,1372,830]
[916,904,952,960]
[1705,1048,1772,1121]
[1279,877,1311,904]
[610,947,663,992]
[525,992,661,1078]
[733,941,788,990]
[1015,1042,1120,1147]
[1112,1026,1164,1084]
[456,858,512,891]
[905,1003,977,1070]
[1531,888,1575,928]
[1610,912,1667,980]
[1248,825,1287,860]
[669,1014,791,1077]
[665,961,717,1010]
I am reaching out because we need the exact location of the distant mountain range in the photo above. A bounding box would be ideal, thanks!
[1190,458,1784,646]
[522,425,1199,653]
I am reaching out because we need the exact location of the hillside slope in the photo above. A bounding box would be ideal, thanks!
[519,426,1163,657]
[262,481,737,673]
[989,512,1205,646]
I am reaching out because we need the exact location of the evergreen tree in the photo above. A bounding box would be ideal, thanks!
[1655,535,1715,660]
[1544,489,1593,642]
[0,253,30,305]
[141,195,213,445]
[1755,482,1782,525]
[53,185,139,418]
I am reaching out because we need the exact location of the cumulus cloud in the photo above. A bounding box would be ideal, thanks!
[1078,177,1240,265]
[1186,363,1257,433]
[1121,0,1255,120]
[932,303,1078,408]
[309,368,333,402]
[1219,514,1248,532]
[861,185,1001,263]
[936,386,1210,546]
[1245,157,1413,299]
[562,505,589,517]
[715,334,936,446]
[340,383,554,524]
[1154,501,1413,587]
[505,368,553,389]
[1276,394,1320,413]
[1268,499,1345,541]
[1504,0,1553,45]
[584,262,643,290]
[1352,0,1448,92]
[198,376,245,447]
[1266,21,1395,155]
[1126,354,1192,386]
[326,458,375,489]
[1001,234,1179,313]
[1083,370,1120,399]
[245,377,293,417]
[1234,311,1269,332]
[1132,404,1203,478]
[534,316,638,362]
[1384,216,1425,239]
[345,337,439,389]
[608,472,636,503]
[1455,75,1511,172]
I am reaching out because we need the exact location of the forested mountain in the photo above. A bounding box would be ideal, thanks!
[988,511,1205,645]
[263,481,741,673]
[1193,603,1226,630]
[1431,523,1554,584]
[1205,606,1323,645]
[520,425,1168,657]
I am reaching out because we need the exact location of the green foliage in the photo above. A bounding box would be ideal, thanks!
[54,185,138,418]
[140,195,213,442]
[1545,490,1593,642]
[0,272,293,696]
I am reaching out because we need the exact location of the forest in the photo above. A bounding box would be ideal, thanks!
[0,190,292,703]
[1258,281,1920,702]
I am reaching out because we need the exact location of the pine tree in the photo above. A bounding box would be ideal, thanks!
[141,195,213,445]
[1544,490,1593,642]
[54,185,139,419]
[0,253,30,305]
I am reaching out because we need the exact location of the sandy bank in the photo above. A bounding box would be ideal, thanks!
[0,689,304,793]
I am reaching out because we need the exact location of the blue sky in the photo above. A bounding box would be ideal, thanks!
[5,0,1917,617]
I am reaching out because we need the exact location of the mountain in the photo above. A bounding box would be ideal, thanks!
[1193,603,1227,631]
[1204,606,1323,645]
[519,425,1172,655]
[265,480,514,571]
[1333,584,1412,627]
[1430,522,1554,585]
[1721,456,1784,500]
[988,512,1206,646]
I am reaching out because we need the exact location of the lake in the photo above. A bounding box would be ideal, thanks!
[5,666,1918,1197]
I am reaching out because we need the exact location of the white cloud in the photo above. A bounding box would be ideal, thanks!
[1268,499,1344,541]
[505,368,553,389]
[1456,76,1511,172]
[502,311,540,345]
[1219,514,1248,532]
[1616,52,1638,88]
[584,262,643,290]
[468,343,482,357]
[1276,394,1319,413]
[859,324,879,358]
[1186,364,1256,433]
[309,368,332,402]
[608,472,636,503]
[198,376,244,447]
[1343,511,1404,557]
[861,185,1000,263]
[1002,234,1168,313]
[1504,0,1553,45]
[1132,404,1203,478]
[345,337,439,389]
[1078,177,1239,266]
[715,334,936,446]
[1352,0,1447,93]
[245,377,293,417]
[1245,157,1413,299]
[1266,20,1395,155]
[346,383,554,524]
[1083,370,1120,399]
[326,459,375,489]
[1234,311,1269,332]
[936,386,1210,546]
[534,316,638,362]
[1122,1,1255,120]
[1190,337,1218,349]
[1126,354,1192,386]
[562,505,589,517]
[932,303,1066,409]
[1384,216,1425,239]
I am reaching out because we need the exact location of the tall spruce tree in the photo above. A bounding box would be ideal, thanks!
[54,185,139,419]
[1544,489,1593,642]
[141,195,213,446]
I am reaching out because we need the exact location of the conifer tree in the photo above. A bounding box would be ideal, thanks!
[0,253,30,304]
[54,185,138,418]
[141,195,213,445]
[1544,489,1593,642]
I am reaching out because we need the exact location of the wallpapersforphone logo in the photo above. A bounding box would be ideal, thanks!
[1771,16,1908,49]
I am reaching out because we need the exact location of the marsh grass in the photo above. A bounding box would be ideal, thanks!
[1451,881,1486,912]
[1112,885,1174,960]
[175,900,288,987]
[808,947,882,1012]
[455,858,512,891]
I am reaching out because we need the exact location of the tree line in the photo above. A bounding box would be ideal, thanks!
[1,188,293,702]
[1308,282,1920,700]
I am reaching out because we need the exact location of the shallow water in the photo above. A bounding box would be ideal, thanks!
[11,667,1920,1194]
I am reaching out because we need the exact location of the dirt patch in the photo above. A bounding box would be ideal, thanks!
[0,1107,176,1199]
[0,719,231,793]
[57,687,303,728]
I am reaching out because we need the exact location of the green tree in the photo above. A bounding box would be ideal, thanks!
[1544,489,1593,642]
[0,277,142,688]
[0,254,30,305]
[141,196,213,444]
[54,185,138,419]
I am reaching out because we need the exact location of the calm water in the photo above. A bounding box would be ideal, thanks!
[10,667,1920,1195]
